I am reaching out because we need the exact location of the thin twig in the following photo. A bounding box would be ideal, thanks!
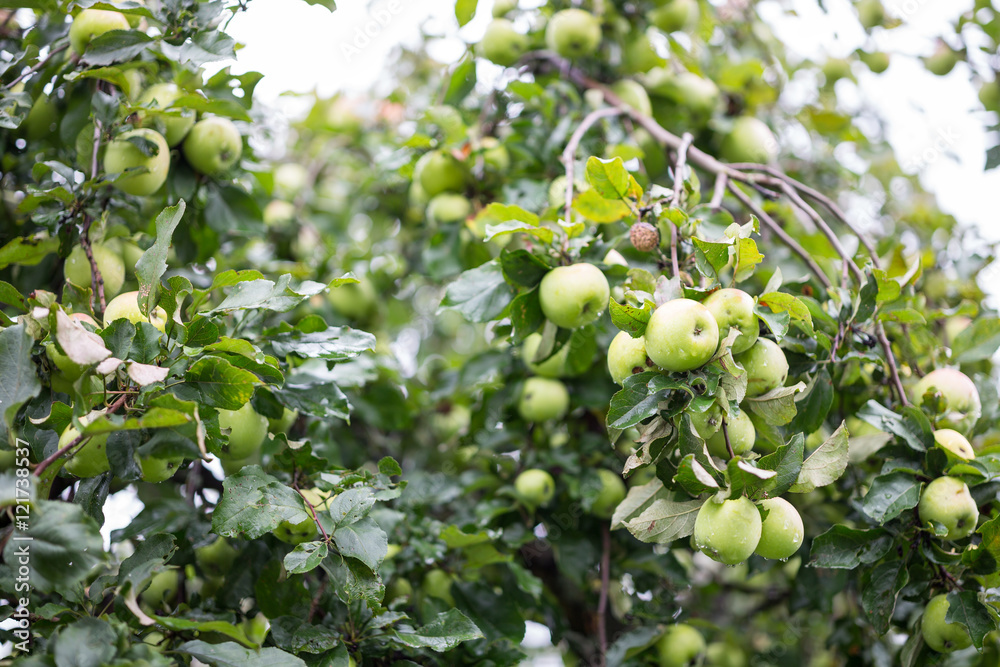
[876,322,909,407]
[34,393,129,478]
[669,133,693,278]
[562,106,622,219]
[726,182,832,290]
[710,173,728,209]
[721,420,735,459]
[79,216,107,313]
[780,182,863,284]
[6,43,68,89]
[596,523,611,666]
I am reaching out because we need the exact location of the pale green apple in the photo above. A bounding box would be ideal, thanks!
[64,243,125,298]
[139,454,185,483]
[517,377,570,422]
[415,150,466,197]
[856,0,885,29]
[590,469,626,519]
[183,116,242,175]
[264,199,296,226]
[934,429,975,461]
[754,497,803,560]
[273,516,318,545]
[273,162,309,197]
[538,263,610,329]
[689,402,723,440]
[655,623,706,667]
[644,298,720,372]
[104,128,171,196]
[858,50,890,73]
[70,9,130,55]
[217,402,269,460]
[515,468,556,507]
[522,332,572,378]
[195,537,238,578]
[735,338,788,397]
[546,9,602,59]
[137,83,195,147]
[924,44,959,76]
[45,342,88,381]
[422,568,456,605]
[911,368,982,434]
[427,193,472,223]
[141,570,180,609]
[719,117,778,164]
[649,0,697,33]
[268,407,299,434]
[104,291,168,332]
[705,642,747,667]
[492,0,518,17]
[922,594,972,652]
[702,288,759,355]
[919,476,978,540]
[693,496,762,565]
[479,19,528,67]
[645,70,721,119]
[705,409,755,458]
[611,80,653,116]
[607,331,651,384]
[621,32,665,74]
[481,137,510,173]
[60,416,110,478]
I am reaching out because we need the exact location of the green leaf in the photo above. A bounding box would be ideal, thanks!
[945,591,998,650]
[84,29,152,66]
[439,260,516,323]
[0,235,58,269]
[731,237,764,282]
[443,54,477,106]
[284,541,329,575]
[333,516,388,571]
[184,356,260,410]
[390,609,484,652]
[326,487,377,526]
[789,423,849,493]
[871,268,902,303]
[809,526,893,569]
[268,616,342,654]
[861,560,908,635]
[573,189,632,223]
[179,31,237,66]
[952,317,1000,363]
[857,400,932,452]
[207,275,327,314]
[175,641,306,667]
[609,298,653,337]
[585,156,633,200]
[673,454,720,496]
[691,237,730,279]
[742,382,806,425]
[275,372,352,421]
[117,533,177,593]
[151,615,259,649]
[607,372,669,429]
[508,289,544,342]
[757,291,813,334]
[623,498,703,544]
[135,202,185,319]
[51,618,117,667]
[754,434,805,499]
[861,471,922,524]
[212,467,311,539]
[269,326,375,361]
[0,324,42,441]
[484,220,554,244]
[499,248,550,287]
[787,370,834,435]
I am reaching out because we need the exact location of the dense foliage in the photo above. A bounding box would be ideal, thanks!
[1,0,999,665]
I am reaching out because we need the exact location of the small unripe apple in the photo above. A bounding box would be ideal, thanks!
[922,594,972,652]
[590,469,626,519]
[492,0,518,17]
[856,0,885,29]
[918,476,978,540]
[934,429,975,460]
[273,516,318,545]
[139,454,185,483]
[649,0,697,33]
[104,128,171,196]
[702,288,759,355]
[518,377,570,422]
[656,623,706,667]
[386,576,414,601]
[719,117,778,164]
[515,468,556,508]
[422,568,456,605]
[69,9,130,55]
[689,402,723,440]
[924,43,959,76]
[859,50,890,73]
[546,9,602,59]
[822,59,853,86]
[141,569,180,608]
[183,117,243,175]
[45,342,88,381]
[64,243,125,298]
[217,402,268,460]
[651,70,720,119]
[644,299,720,372]
[119,240,144,277]
[327,279,377,319]
[263,199,296,226]
[693,496,762,565]
[611,80,653,116]
[60,416,111,478]
[754,497,804,560]
[621,32,664,74]
[195,537,238,578]
[522,333,572,378]
[273,162,310,197]
[481,137,510,173]
[479,19,528,67]
[979,81,1000,111]
[427,193,472,224]
[268,407,299,434]
[415,150,466,198]
[104,291,168,332]
[705,642,747,667]
[137,83,195,147]
[911,368,981,434]
[736,338,788,397]
[539,264,610,330]
[25,94,58,140]
[705,410,755,458]
[607,331,651,384]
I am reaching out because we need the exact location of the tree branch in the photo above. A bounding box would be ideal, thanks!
[562,106,622,220]
[669,133,694,278]
[34,393,129,478]
[5,43,68,89]
[779,181,864,284]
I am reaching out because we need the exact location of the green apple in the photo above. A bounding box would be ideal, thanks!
[104,128,171,196]
[415,150,466,197]
[121,68,143,98]
[924,44,959,76]
[655,623,706,667]
[705,410,755,458]
[45,342,88,381]
[327,278,376,319]
[492,0,518,17]
[621,32,664,74]
[735,338,788,397]
[273,516,318,544]
[479,19,528,67]
[644,299,720,372]
[649,0,697,33]
[538,263,610,329]
[702,288,759,355]
[607,331,651,384]
[694,496,762,565]
[141,569,180,608]
[264,199,296,226]
[979,81,1000,111]
[119,240,144,277]
[217,402,269,460]
[422,569,456,605]
[25,93,58,141]
[603,249,628,266]
[656,71,720,118]
[522,333,572,378]
[856,0,885,29]
[515,468,556,507]
[195,537,238,578]
[430,403,471,441]
[268,407,299,434]
[922,594,972,652]
[69,9,130,55]
[64,243,125,298]
[754,497,803,560]
[547,175,589,208]
[943,315,971,343]
[183,116,242,175]
[546,9,602,59]
[689,402,723,440]
[137,83,195,147]
[859,50,890,73]
[590,469,626,519]
[720,117,778,163]
[481,137,510,173]
[518,377,570,422]
[919,476,978,540]
[60,417,111,478]
[911,368,981,434]
[104,291,168,332]
[386,576,413,601]
[705,643,747,667]
[822,58,853,86]
[611,80,653,116]
[427,193,472,223]
[139,454,185,483]
[934,429,975,461]
[273,162,309,197]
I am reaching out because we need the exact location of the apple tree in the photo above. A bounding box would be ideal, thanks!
[2,0,1000,666]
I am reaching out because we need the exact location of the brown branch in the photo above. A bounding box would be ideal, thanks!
[669,133,693,278]
[597,523,611,667]
[34,393,129,477]
[721,419,735,459]
[780,181,864,284]
[876,322,909,407]
[79,216,107,313]
[726,182,833,290]
[5,43,68,89]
